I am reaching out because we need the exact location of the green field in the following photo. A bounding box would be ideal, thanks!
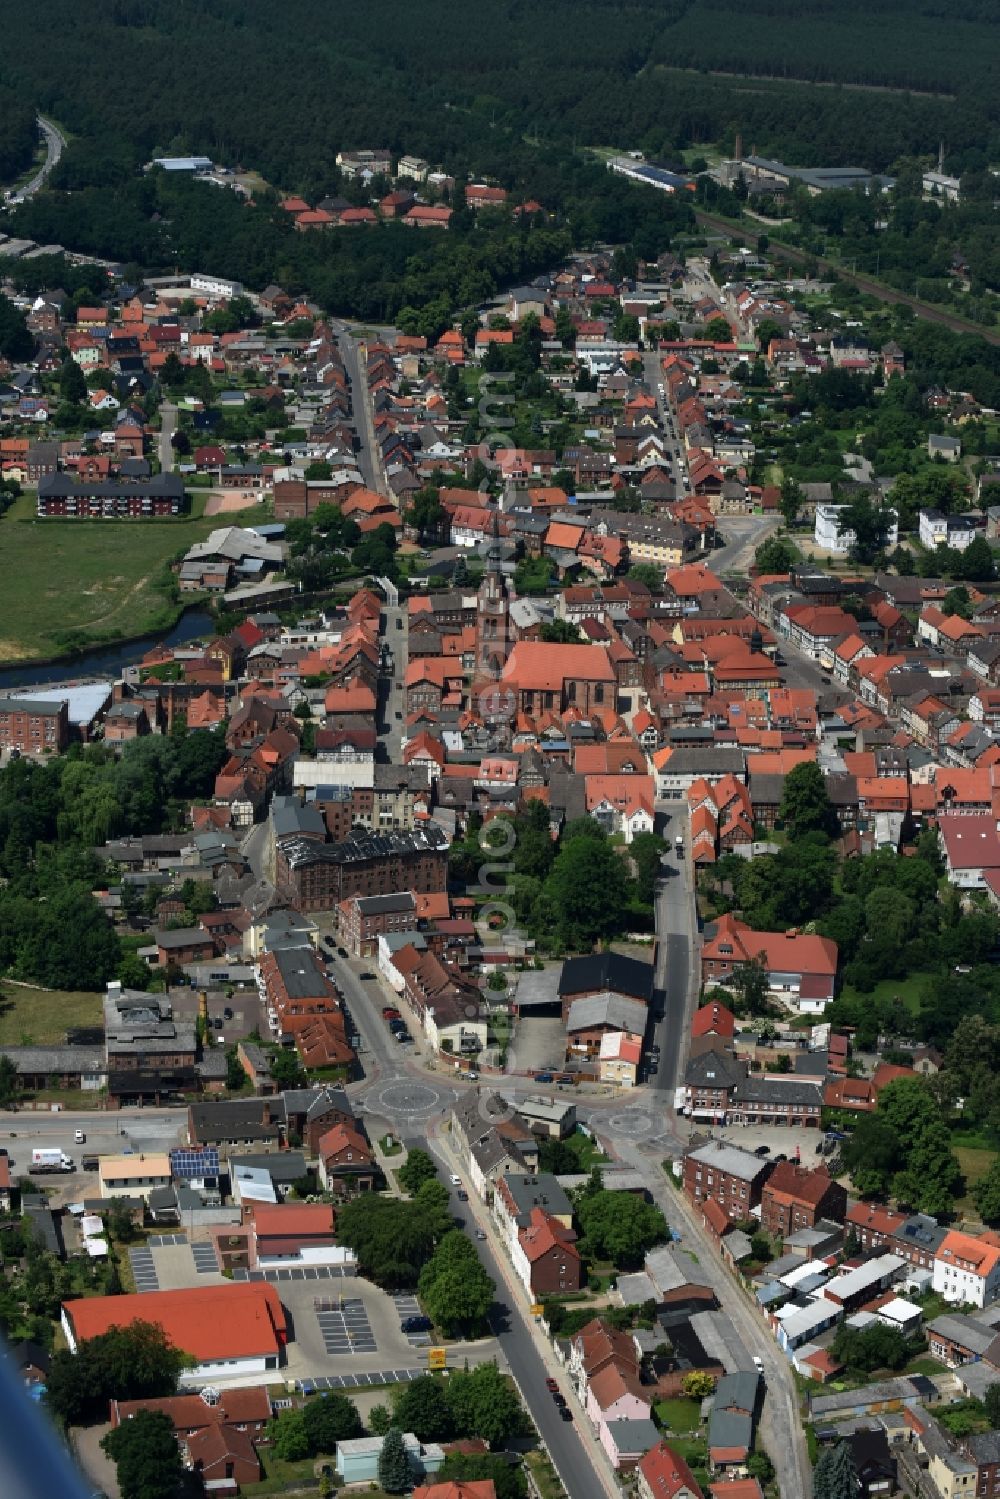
[0,492,217,661]
[0,983,102,1046]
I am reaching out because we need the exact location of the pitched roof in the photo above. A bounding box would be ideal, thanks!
[63,1283,286,1362]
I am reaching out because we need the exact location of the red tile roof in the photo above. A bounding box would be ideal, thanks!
[64,1284,286,1362]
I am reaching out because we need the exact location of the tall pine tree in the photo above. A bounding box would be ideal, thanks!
[377,1428,412,1494]
[813,1439,857,1499]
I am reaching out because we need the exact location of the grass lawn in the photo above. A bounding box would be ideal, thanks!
[526,1450,566,1499]
[0,983,102,1046]
[955,1144,997,1215]
[906,1354,946,1376]
[563,1129,608,1170]
[837,973,930,1016]
[379,1133,402,1157]
[243,1453,323,1496]
[655,1396,701,1433]
[0,491,217,660]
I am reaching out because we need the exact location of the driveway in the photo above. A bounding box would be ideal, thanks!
[509,1015,566,1076]
[72,1422,119,1499]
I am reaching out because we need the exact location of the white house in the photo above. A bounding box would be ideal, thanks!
[814,502,898,556]
[933,1231,1000,1308]
[918,510,977,552]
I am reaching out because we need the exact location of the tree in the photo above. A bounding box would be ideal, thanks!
[392,1375,455,1443]
[984,1383,1000,1429]
[336,1196,439,1288]
[46,1321,187,1425]
[747,1452,776,1485]
[445,1363,528,1448]
[0,293,32,362]
[304,460,333,480]
[779,761,835,838]
[419,1231,495,1335]
[397,1148,439,1194]
[953,535,995,582]
[59,357,88,405]
[538,619,583,644]
[377,1427,412,1494]
[436,1452,527,1499]
[101,1410,184,1499]
[108,1199,138,1244]
[974,1159,1000,1225]
[750,1232,773,1262]
[705,316,732,342]
[779,476,804,527]
[680,1370,715,1398]
[301,1392,363,1453]
[813,1440,858,1499]
[574,1188,667,1269]
[836,494,896,565]
[754,534,797,573]
[0,1052,18,1107]
[369,1403,391,1435]
[269,1048,306,1088]
[546,832,631,950]
[627,563,663,590]
[731,958,769,1017]
[832,1320,908,1374]
[269,1408,310,1461]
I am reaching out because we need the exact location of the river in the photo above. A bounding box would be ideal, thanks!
[0,609,216,691]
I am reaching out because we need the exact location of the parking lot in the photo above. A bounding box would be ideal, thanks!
[316,1297,377,1355]
[704,1120,830,1164]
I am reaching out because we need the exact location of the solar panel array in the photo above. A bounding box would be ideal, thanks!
[169,1147,220,1180]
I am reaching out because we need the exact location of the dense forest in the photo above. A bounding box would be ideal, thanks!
[1,1,996,190]
[0,86,36,184]
[0,1,997,321]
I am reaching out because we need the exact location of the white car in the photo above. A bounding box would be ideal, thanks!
[74,1129,85,1144]
[449,1174,462,1186]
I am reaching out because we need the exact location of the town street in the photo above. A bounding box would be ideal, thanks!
[336,327,387,495]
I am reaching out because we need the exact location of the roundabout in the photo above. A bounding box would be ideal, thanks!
[359,1077,457,1122]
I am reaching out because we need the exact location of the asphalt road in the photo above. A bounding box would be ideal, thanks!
[11,115,65,202]
[377,601,407,763]
[426,1133,618,1499]
[336,330,386,494]
[651,800,699,1097]
[159,402,177,473]
[642,348,689,494]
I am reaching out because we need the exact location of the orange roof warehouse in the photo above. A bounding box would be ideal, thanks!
[61,1283,287,1383]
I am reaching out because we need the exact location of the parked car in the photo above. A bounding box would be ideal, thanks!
[74,1130,86,1144]
[754,1145,770,1157]
[545,1378,559,1392]
[449,1175,462,1186]
[337,946,348,957]
[322,936,336,950]
[475,1229,486,1240]
[360,971,376,980]
[534,1072,554,1083]
[401,1314,432,1333]
[457,1190,469,1201]
[559,1406,573,1422]
[223,1007,233,1020]
[383,1006,400,1020]
[555,1073,574,1085]
[395,1029,412,1043]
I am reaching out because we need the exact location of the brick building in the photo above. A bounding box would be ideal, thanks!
[36,472,185,518]
[0,697,69,754]
[337,891,419,956]
[759,1163,846,1240]
[682,1139,772,1224]
[276,826,448,911]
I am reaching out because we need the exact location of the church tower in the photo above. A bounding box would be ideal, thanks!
[476,508,510,680]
